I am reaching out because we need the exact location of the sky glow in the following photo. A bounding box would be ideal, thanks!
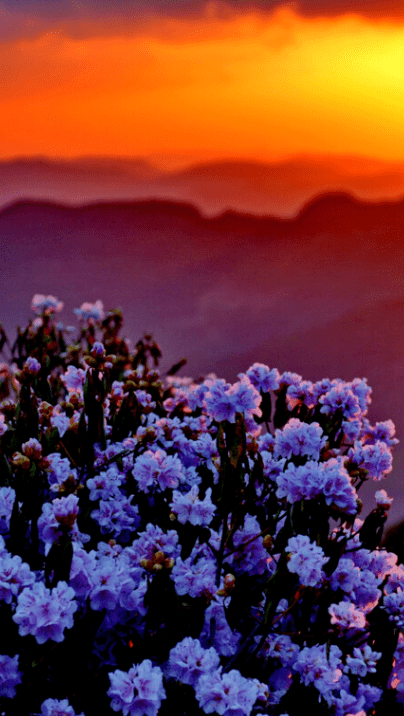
[2,2,404,163]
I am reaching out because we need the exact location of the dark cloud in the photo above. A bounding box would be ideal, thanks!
[2,0,404,18]
[1,0,404,43]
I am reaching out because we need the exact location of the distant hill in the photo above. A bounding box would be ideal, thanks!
[2,193,404,525]
[2,154,404,218]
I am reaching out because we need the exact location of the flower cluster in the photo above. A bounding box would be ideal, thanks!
[0,296,402,715]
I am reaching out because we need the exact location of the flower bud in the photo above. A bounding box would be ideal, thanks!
[91,342,106,357]
[164,557,175,569]
[23,356,41,376]
[21,438,42,460]
[38,401,53,423]
[12,452,31,471]
[152,563,163,572]
[263,534,273,550]
[169,512,177,521]
[153,550,165,565]
[124,381,137,392]
[140,559,153,571]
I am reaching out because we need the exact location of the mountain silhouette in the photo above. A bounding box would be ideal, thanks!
[2,192,404,529]
[3,154,404,218]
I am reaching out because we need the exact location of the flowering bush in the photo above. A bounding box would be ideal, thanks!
[0,296,403,715]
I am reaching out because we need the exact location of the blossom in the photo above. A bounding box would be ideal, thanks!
[60,365,87,393]
[169,484,216,527]
[319,383,361,419]
[223,514,270,576]
[40,698,84,716]
[292,643,343,699]
[73,299,104,323]
[329,558,361,597]
[0,654,22,699]
[38,494,85,547]
[32,294,64,315]
[164,637,221,688]
[0,552,35,603]
[245,363,280,392]
[0,486,16,534]
[0,413,7,437]
[171,553,217,599]
[107,659,166,716]
[13,581,77,644]
[199,600,242,657]
[274,418,327,461]
[21,437,42,459]
[286,534,329,587]
[195,667,261,716]
[375,489,393,509]
[344,646,382,677]
[23,356,41,375]
[253,633,299,667]
[204,375,261,423]
[347,440,393,481]
[328,601,367,630]
[91,494,140,539]
[132,449,183,493]
[45,453,78,491]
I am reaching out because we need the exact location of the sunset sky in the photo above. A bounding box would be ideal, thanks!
[3,0,404,167]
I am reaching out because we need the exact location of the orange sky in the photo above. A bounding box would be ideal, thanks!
[3,5,404,164]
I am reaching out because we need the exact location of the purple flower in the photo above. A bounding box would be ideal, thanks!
[194,667,261,716]
[347,440,393,481]
[0,654,22,699]
[0,487,15,534]
[292,643,343,699]
[86,465,124,501]
[169,485,216,527]
[286,380,316,408]
[286,534,328,587]
[0,552,35,603]
[23,356,41,376]
[361,418,399,447]
[91,341,105,356]
[32,294,64,315]
[38,495,85,548]
[107,659,166,716]
[0,413,7,437]
[344,646,382,677]
[45,453,78,491]
[375,489,394,509]
[199,600,242,657]
[125,523,181,575]
[204,376,261,424]
[73,300,104,324]
[164,636,220,688]
[328,601,366,630]
[319,383,361,420]
[171,554,217,599]
[245,363,280,392]
[382,591,404,628]
[13,581,77,644]
[60,365,87,393]
[133,449,183,493]
[88,558,121,611]
[69,545,98,601]
[349,377,372,413]
[91,494,140,539]
[223,514,270,576]
[274,418,327,461]
[40,698,84,716]
[329,558,361,597]
[253,633,299,667]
